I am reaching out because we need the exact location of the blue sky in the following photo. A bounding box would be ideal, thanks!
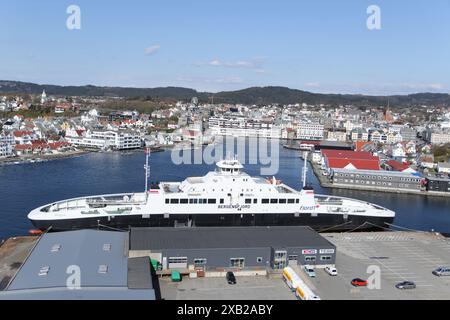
[0,0,449,94]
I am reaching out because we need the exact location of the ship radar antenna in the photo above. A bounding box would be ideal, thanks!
[144,147,151,193]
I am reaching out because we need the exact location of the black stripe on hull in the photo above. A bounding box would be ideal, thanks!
[31,213,395,232]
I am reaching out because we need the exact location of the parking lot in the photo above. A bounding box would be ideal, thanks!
[316,232,450,300]
[159,232,450,300]
[159,275,297,300]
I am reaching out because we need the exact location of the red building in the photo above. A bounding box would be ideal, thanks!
[322,150,380,171]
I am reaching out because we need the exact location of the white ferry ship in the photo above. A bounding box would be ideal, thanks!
[28,154,395,232]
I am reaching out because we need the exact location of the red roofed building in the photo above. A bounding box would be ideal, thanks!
[14,144,32,155]
[322,150,380,171]
[385,160,416,174]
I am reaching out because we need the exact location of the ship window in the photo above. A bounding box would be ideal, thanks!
[253,199,257,204]
[189,199,195,204]
[220,199,224,204]
[262,199,270,204]
[279,199,287,204]
[245,199,252,204]
[296,199,300,204]
[180,199,188,204]
[165,199,169,204]
[321,256,332,261]
[170,199,179,204]
[305,256,316,262]
[270,199,278,204]
[208,199,216,204]
[203,199,208,204]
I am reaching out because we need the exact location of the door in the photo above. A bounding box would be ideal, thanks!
[273,250,288,270]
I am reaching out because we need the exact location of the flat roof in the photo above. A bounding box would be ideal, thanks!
[130,226,335,251]
[7,230,129,291]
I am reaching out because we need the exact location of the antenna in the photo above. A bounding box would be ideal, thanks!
[302,151,308,189]
[144,147,151,193]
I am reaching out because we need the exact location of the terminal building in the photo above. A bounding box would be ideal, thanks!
[129,226,336,272]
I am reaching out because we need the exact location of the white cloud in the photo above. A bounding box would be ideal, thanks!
[305,82,320,88]
[144,44,161,56]
[197,57,266,72]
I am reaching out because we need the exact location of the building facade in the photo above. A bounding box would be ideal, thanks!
[130,227,336,272]
[332,169,423,191]
[67,130,142,150]
[297,122,324,141]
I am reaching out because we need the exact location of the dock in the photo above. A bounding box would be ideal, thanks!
[0,237,37,290]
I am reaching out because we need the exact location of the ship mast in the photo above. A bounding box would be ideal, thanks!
[144,147,151,193]
[302,151,308,189]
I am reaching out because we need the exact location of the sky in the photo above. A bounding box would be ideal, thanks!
[0,0,449,95]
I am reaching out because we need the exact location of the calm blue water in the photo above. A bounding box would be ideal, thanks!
[0,146,449,239]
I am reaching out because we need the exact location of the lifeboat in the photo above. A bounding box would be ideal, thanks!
[266,177,283,185]
[29,229,43,236]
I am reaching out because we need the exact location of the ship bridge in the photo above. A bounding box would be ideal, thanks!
[161,159,297,195]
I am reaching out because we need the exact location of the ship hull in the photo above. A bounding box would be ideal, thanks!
[30,213,394,232]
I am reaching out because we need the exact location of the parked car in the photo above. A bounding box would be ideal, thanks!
[303,265,316,278]
[226,271,236,285]
[351,278,368,287]
[432,267,450,277]
[325,266,338,276]
[395,281,416,290]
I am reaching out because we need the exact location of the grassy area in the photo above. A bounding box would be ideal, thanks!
[433,144,450,163]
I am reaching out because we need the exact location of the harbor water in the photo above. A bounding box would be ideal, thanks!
[0,145,449,239]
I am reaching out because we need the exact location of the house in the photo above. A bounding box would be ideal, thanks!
[54,103,71,114]
[14,144,33,155]
[13,130,34,145]
[419,155,436,169]
[437,162,450,174]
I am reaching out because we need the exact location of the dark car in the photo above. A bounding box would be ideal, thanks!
[395,281,416,290]
[351,278,368,287]
[226,272,236,285]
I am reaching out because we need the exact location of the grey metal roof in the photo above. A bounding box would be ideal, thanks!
[130,226,335,251]
[7,230,129,291]
[127,257,153,290]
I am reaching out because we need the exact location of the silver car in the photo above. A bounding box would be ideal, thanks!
[432,267,450,277]
[395,281,416,290]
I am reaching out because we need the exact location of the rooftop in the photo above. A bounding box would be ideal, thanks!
[1,230,155,300]
[130,226,335,251]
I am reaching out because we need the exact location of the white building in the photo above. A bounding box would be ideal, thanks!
[437,162,450,174]
[297,122,324,141]
[208,117,281,139]
[430,132,450,145]
[67,130,142,150]
[0,142,13,158]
